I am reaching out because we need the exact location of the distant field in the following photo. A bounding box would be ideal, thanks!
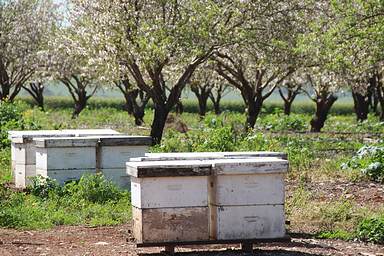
[19,82,354,104]
[19,94,356,116]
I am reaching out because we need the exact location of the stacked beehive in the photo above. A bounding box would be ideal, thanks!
[8,129,120,188]
[34,136,152,187]
[127,153,289,245]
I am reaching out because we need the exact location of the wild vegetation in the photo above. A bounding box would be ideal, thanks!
[0,99,383,245]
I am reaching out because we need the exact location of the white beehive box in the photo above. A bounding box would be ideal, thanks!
[127,160,212,244]
[8,129,120,188]
[34,136,152,188]
[126,155,289,245]
[210,158,287,240]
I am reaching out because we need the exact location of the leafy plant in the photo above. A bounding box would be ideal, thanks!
[27,176,63,199]
[341,146,384,183]
[357,215,384,244]
[0,101,41,148]
[64,174,125,204]
[0,101,24,148]
[259,113,308,131]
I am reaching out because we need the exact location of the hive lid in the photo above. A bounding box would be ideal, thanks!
[9,129,120,143]
[9,130,67,143]
[220,151,287,159]
[130,152,224,162]
[98,136,152,146]
[126,157,288,177]
[212,157,288,175]
[126,160,213,177]
[34,135,152,148]
[34,137,100,147]
[135,152,287,161]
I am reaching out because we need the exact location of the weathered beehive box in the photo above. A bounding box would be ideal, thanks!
[34,135,152,188]
[210,158,287,240]
[126,156,289,245]
[8,129,120,188]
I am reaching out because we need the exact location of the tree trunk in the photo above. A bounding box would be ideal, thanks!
[175,100,184,115]
[245,97,263,129]
[150,104,169,145]
[197,96,208,116]
[283,100,292,115]
[213,100,221,115]
[123,93,134,115]
[278,86,300,116]
[23,82,45,111]
[372,92,379,115]
[376,81,384,121]
[0,59,11,101]
[209,84,227,115]
[133,107,145,126]
[352,91,369,122]
[310,95,337,132]
[1,83,21,102]
[191,85,211,117]
[71,89,88,119]
[72,98,87,119]
[116,80,149,126]
[131,90,149,126]
[0,84,10,101]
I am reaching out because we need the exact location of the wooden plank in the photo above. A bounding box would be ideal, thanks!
[14,166,25,188]
[9,130,67,143]
[137,152,224,162]
[128,166,212,178]
[95,141,102,174]
[126,161,212,178]
[99,136,152,146]
[14,164,35,188]
[131,176,208,208]
[34,137,99,148]
[11,160,16,183]
[216,205,286,240]
[100,145,148,168]
[220,151,287,160]
[135,207,209,243]
[9,129,119,143]
[36,147,96,170]
[215,174,285,205]
[213,158,288,175]
[132,207,143,243]
[34,135,151,148]
[207,174,218,240]
[13,142,36,165]
[135,152,287,162]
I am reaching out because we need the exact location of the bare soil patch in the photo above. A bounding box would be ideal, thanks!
[0,223,383,256]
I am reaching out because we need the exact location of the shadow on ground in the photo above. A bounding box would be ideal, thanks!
[139,248,324,256]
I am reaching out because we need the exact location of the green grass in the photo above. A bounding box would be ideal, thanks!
[0,148,11,182]
[0,175,131,229]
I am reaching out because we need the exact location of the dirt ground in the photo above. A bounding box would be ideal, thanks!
[0,223,383,256]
